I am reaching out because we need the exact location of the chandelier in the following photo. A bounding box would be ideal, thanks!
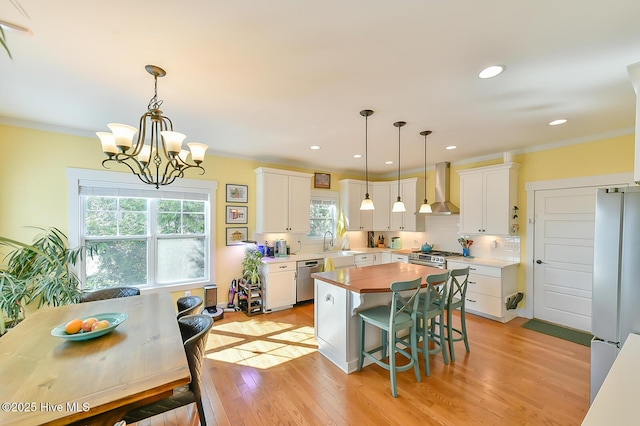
[96,65,209,188]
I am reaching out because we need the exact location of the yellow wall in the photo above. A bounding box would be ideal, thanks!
[0,124,358,305]
[0,124,635,310]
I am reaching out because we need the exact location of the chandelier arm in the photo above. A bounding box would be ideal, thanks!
[102,156,148,182]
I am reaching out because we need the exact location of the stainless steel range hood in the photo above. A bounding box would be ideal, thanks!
[428,162,459,214]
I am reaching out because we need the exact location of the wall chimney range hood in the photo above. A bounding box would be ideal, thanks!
[428,162,459,214]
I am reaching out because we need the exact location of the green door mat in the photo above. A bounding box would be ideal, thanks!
[522,319,593,347]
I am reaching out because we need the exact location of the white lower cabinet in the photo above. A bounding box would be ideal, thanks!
[354,254,375,267]
[261,261,296,312]
[447,260,518,323]
[391,254,408,263]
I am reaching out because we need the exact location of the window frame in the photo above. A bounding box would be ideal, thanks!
[67,168,217,294]
[307,189,339,240]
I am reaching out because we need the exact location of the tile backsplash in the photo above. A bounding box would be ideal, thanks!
[256,214,520,262]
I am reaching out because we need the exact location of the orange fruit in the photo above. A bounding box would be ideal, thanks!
[81,317,98,332]
[65,318,83,334]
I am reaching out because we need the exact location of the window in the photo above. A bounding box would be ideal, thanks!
[308,194,337,239]
[67,168,217,291]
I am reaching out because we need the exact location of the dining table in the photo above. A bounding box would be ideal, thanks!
[0,292,190,426]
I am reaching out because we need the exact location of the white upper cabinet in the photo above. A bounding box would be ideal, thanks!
[372,183,392,231]
[390,178,423,232]
[459,162,520,235]
[255,168,312,233]
[340,178,424,232]
[339,180,373,231]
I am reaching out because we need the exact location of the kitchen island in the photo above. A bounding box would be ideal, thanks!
[311,262,443,373]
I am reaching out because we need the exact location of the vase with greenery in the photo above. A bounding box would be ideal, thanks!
[0,227,89,331]
[241,245,263,286]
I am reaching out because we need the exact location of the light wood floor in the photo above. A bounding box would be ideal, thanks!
[131,303,590,426]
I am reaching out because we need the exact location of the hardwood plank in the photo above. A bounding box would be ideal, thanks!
[131,303,590,425]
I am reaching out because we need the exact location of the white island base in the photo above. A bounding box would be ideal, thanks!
[312,263,443,374]
[314,278,394,373]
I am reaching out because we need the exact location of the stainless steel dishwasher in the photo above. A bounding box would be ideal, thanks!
[296,259,323,303]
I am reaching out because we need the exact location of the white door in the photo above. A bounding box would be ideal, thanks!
[533,187,596,331]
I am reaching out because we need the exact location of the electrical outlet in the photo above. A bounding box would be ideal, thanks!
[185,290,191,296]
[504,242,520,252]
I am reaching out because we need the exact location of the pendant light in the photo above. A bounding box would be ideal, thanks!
[391,121,406,213]
[418,130,433,213]
[360,109,375,211]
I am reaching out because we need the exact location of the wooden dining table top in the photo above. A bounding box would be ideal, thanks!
[0,292,190,426]
[311,262,446,293]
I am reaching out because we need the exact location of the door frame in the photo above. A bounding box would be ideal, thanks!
[524,172,634,319]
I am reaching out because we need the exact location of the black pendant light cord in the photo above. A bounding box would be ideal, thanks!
[393,121,406,201]
[360,110,374,198]
[420,130,432,203]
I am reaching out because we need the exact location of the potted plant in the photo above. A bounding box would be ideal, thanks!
[241,245,263,286]
[0,227,89,332]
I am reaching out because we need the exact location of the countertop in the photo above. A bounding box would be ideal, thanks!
[261,247,408,264]
[447,256,520,268]
[582,333,640,425]
[311,262,444,293]
[260,248,519,268]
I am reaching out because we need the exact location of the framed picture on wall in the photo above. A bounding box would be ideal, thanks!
[314,173,331,189]
[226,227,248,246]
[226,205,248,224]
[226,184,248,203]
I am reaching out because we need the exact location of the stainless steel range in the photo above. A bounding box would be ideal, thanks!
[408,250,462,269]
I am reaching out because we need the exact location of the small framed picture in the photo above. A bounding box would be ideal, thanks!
[226,184,248,203]
[226,227,248,246]
[314,173,331,189]
[226,205,248,224]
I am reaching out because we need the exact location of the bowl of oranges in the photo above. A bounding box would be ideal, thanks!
[51,313,128,341]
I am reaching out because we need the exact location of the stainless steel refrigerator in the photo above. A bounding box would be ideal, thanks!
[591,186,640,403]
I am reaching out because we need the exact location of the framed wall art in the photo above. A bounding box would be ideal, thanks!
[226,205,248,224]
[314,173,331,189]
[226,184,248,203]
[226,227,248,246]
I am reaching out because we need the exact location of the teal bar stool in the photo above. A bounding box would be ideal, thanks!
[416,271,450,376]
[358,277,423,397]
[445,267,471,361]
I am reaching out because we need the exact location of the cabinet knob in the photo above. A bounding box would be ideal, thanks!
[536,259,544,264]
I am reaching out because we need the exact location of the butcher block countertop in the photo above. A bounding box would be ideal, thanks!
[311,262,445,293]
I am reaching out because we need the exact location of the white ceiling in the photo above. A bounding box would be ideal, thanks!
[1,0,639,177]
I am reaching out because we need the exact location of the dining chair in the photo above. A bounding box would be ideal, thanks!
[177,295,204,319]
[357,277,423,397]
[123,314,214,426]
[445,267,471,361]
[416,271,450,376]
[79,286,140,303]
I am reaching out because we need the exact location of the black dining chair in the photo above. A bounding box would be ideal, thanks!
[123,314,213,426]
[177,295,204,319]
[79,286,140,303]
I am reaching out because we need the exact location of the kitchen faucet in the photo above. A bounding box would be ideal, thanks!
[323,231,334,251]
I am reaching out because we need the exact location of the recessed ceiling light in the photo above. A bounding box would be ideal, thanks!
[310,145,320,150]
[478,65,506,79]
[353,154,362,159]
[446,145,457,150]
[385,161,393,165]
[549,119,567,126]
